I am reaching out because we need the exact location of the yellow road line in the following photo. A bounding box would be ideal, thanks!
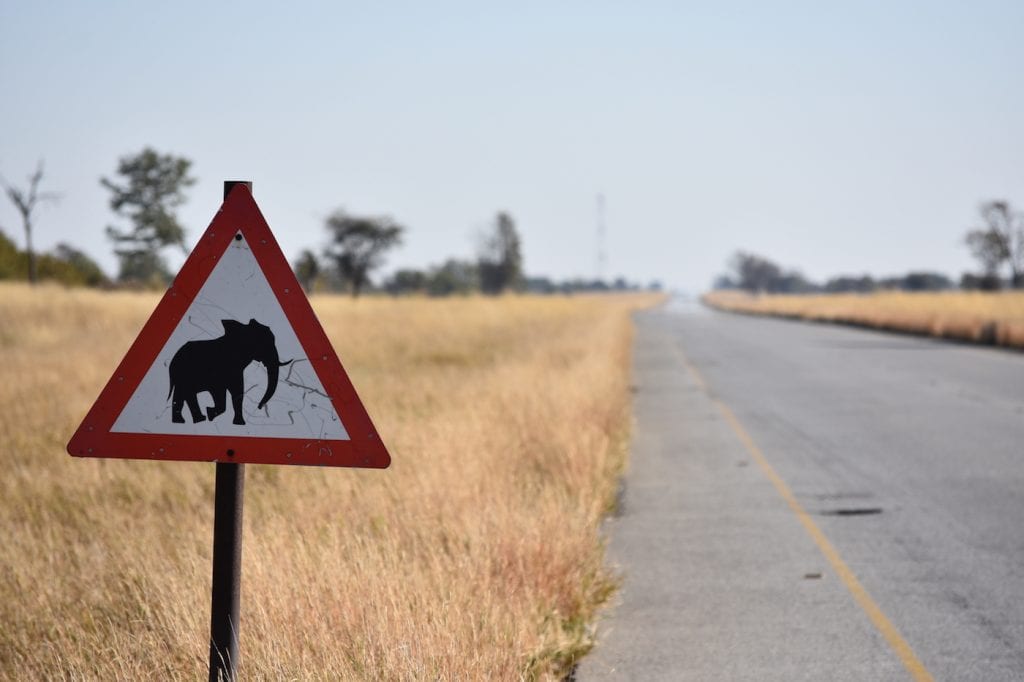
[677,346,935,682]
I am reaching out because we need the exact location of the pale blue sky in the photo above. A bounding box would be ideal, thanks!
[2,1,1023,292]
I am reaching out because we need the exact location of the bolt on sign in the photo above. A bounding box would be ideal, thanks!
[67,184,390,468]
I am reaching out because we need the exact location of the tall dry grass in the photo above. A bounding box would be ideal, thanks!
[704,289,1024,348]
[0,283,660,680]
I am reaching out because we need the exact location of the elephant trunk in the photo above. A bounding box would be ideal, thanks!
[257,348,282,409]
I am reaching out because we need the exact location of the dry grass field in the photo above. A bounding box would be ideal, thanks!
[0,283,660,680]
[704,289,1024,349]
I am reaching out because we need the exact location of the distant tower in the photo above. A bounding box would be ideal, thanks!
[596,192,607,282]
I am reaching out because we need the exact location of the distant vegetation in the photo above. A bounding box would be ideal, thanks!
[12,146,1015,294]
[714,251,956,295]
[0,230,108,287]
[1,148,659,295]
[714,200,1024,295]
[705,201,1024,351]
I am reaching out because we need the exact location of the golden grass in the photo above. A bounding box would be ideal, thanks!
[703,289,1024,348]
[0,283,662,680]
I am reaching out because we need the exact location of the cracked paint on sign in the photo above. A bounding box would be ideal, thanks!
[112,234,349,440]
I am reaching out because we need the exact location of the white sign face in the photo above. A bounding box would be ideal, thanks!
[112,235,349,440]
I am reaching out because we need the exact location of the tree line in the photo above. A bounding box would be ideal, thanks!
[1,147,656,295]
[715,200,1024,294]
[291,208,524,297]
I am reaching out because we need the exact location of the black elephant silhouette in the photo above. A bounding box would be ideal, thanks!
[168,319,291,425]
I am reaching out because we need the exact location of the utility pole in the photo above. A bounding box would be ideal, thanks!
[596,192,607,283]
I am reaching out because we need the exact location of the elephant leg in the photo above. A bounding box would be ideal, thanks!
[229,380,246,425]
[207,389,227,422]
[172,395,185,424]
[185,393,206,423]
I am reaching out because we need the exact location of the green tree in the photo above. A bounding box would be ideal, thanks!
[293,249,321,293]
[101,147,195,285]
[477,211,523,294]
[323,210,404,297]
[427,259,479,296]
[729,251,783,293]
[1,160,58,284]
[0,229,109,287]
[0,229,23,279]
[52,243,108,287]
[384,268,428,295]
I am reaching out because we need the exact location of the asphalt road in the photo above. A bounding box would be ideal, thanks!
[579,298,1024,681]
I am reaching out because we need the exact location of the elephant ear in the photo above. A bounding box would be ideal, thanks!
[222,319,246,335]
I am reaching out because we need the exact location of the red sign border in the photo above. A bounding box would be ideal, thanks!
[67,185,391,468]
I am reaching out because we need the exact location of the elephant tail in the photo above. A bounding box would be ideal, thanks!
[167,374,174,402]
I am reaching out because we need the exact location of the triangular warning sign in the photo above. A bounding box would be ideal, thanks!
[67,185,390,468]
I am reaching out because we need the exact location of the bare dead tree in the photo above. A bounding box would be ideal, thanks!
[1,160,59,284]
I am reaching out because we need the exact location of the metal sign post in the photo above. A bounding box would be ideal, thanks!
[67,179,391,679]
[209,459,244,681]
[208,180,251,682]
